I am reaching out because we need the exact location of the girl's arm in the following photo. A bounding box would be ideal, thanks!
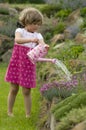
[15,32,39,44]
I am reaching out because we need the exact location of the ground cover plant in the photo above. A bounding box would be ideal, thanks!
[0,63,41,130]
[52,91,86,121]
[55,107,86,130]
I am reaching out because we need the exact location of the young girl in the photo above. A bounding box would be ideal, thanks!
[5,7,49,118]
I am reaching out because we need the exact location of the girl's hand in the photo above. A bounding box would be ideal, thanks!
[45,44,50,51]
[31,38,39,44]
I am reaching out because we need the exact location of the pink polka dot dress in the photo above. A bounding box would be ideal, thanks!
[5,28,43,88]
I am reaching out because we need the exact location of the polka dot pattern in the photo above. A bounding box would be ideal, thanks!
[5,44,36,88]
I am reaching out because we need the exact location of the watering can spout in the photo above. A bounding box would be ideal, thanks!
[37,58,57,63]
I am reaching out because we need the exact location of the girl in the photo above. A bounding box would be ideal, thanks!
[5,7,49,118]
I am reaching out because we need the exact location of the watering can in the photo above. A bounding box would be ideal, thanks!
[27,44,72,81]
[27,43,56,64]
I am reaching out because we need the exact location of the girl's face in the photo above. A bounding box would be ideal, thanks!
[25,24,40,32]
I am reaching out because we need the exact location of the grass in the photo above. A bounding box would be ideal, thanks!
[0,63,41,130]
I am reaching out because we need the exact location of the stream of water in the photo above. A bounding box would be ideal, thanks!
[38,58,72,81]
[54,59,72,81]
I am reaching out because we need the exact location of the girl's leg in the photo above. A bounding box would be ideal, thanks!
[7,83,19,116]
[22,87,31,117]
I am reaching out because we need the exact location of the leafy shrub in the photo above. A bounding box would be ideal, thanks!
[56,107,86,130]
[44,32,53,42]
[55,44,84,61]
[29,0,45,4]
[40,4,61,17]
[53,21,66,34]
[0,8,9,15]
[52,94,77,113]
[52,92,86,120]
[55,9,71,20]
[80,7,86,17]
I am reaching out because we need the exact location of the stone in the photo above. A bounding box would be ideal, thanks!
[72,121,86,130]
[1,49,12,63]
[75,33,86,44]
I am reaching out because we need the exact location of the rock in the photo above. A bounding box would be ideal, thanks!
[0,21,4,27]
[72,121,86,130]
[53,42,65,49]
[0,34,13,60]
[64,9,83,39]
[66,9,80,24]
[51,34,64,44]
[8,8,18,16]
[1,49,12,63]
[75,33,86,44]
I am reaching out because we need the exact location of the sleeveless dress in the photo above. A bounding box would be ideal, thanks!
[5,28,43,88]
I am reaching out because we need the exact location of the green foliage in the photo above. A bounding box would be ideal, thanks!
[40,4,61,17]
[80,7,86,17]
[0,8,9,15]
[42,87,77,102]
[56,107,86,130]
[55,44,84,61]
[53,21,66,34]
[44,32,53,42]
[55,9,71,20]
[29,0,45,4]
[42,87,58,101]
[52,92,86,120]
[52,94,77,113]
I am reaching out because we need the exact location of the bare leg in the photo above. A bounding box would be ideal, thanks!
[7,83,19,116]
[22,87,31,117]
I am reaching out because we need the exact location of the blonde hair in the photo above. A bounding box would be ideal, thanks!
[19,7,43,26]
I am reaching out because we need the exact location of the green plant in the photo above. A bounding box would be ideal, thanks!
[56,107,86,130]
[0,8,9,15]
[53,21,66,34]
[40,76,78,102]
[44,32,53,42]
[40,4,61,17]
[55,9,71,20]
[52,92,86,120]
[55,44,84,61]
[80,7,86,17]
[52,94,77,113]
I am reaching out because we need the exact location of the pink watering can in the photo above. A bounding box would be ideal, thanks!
[27,44,72,80]
[27,44,56,64]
